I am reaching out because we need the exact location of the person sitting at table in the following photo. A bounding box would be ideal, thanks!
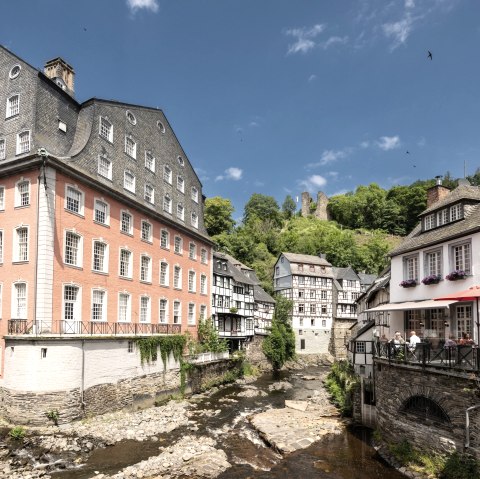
[390,331,405,356]
[444,335,457,348]
[459,333,475,345]
[409,330,421,351]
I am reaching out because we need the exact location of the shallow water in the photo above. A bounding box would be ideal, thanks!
[51,366,404,478]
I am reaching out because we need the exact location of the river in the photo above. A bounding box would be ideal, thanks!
[47,365,404,479]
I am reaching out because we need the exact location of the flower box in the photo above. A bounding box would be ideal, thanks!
[421,274,441,285]
[445,270,467,281]
[400,279,417,288]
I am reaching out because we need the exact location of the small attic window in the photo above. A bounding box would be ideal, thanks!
[177,156,185,167]
[157,120,165,133]
[126,110,136,125]
[9,65,21,79]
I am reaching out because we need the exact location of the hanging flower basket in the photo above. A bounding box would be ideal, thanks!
[445,270,467,281]
[421,274,441,285]
[400,279,417,288]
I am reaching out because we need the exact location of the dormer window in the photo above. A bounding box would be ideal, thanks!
[450,203,462,222]
[437,209,448,226]
[424,214,435,231]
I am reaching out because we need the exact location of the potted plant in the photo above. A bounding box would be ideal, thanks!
[400,279,417,288]
[421,274,441,285]
[445,270,467,281]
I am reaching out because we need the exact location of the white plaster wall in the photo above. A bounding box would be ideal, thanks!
[296,329,331,354]
[3,339,180,392]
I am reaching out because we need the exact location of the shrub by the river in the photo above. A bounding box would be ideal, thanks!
[9,426,26,441]
[324,360,358,416]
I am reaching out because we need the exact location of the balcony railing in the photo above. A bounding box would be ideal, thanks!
[7,319,181,337]
[374,341,480,372]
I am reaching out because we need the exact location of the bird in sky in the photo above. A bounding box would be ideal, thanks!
[406,151,410,154]
[427,50,433,60]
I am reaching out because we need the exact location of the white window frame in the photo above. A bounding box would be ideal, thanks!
[404,254,419,281]
[450,241,471,274]
[64,230,83,268]
[98,155,112,180]
[0,139,5,160]
[191,211,198,229]
[200,274,207,295]
[91,289,107,322]
[188,303,196,325]
[16,131,31,155]
[65,185,85,216]
[177,203,184,221]
[92,239,109,273]
[120,210,133,235]
[450,203,462,222]
[163,194,172,213]
[62,283,82,323]
[200,305,206,320]
[140,254,152,283]
[177,175,184,193]
[99,117,113,142]
[188,270,196,292]
[160,229,170,249]
[189,242,196,260]
[160,261,169,286]
[437,208,448,226]
[145,151,155,172]
[173,300,181,324]
[424,249,442,277]
[424,214,435,230]
[159,298,168,323]
[174,236,182,254]
[0,230,3,263]
[141,220,153,243]
[125,136,137,159]
[12,281,27,319]
[94,198,110,225]
[201,248,208,264]
[15,179,30,207]
[139,296,151,323]
[6,94,19,118]
[174,265,182,289]
[124,170,136,193]
[163,165,172,184]
[13,225,29,262]
[118,292,131,323]
[191,186,198,203]
[144,183,154,204]
[119,248,133,278]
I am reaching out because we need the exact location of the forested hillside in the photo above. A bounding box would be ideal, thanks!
[205,172,479,293]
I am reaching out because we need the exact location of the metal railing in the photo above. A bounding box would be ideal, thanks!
[7,319,181,336]
[374,341,480,372]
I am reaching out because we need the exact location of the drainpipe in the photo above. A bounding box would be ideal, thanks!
[81,339,86,409]
[465,404,480,448]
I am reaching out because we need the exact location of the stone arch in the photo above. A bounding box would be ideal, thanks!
[400,394,451,425]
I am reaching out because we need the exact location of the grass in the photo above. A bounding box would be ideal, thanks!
[9,426,26,440]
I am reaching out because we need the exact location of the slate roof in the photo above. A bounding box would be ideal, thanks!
[281,253,331,267]
[333,266,360,281]
[358,273,377,288]
[390,186,480,257]
[253,285,276,304]
[350,320,375,341]
[213,252,256,285]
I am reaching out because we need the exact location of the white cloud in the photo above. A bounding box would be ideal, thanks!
[319,36,349,49]
[360,140,370,149]
[215,167,243,182]
[285,24,325,55]
[126,0,159,13]
[382,15,414,49]
[417,136,426,147]
[330,189,349,197]
[254,180,265,187]
[299,174,327,192]
[405,0,415,9]
[308,74,317,83]
[327,171,339,178]
[376,135,401,151]
[249,121,259,127]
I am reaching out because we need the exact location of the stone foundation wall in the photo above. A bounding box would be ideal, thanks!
[187,359,243,393]
[329,319,356,359]
[245,335,270,370]
[375,361,480,457]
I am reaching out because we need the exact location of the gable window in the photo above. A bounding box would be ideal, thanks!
[92,289,106,322]
[98,155,112,180]
[177,203,184,221]
[163,194,172,213]
[0,139,5,160]
[6,95,19,118]
[66,186,84,215]
[355,341,366,353]
[437,208,448,226]
[124,170,136,193]
[174,265,181,289]
[144,184,154,204]
[16,180,30,207]
[140,255,152,282]
[118,293,131,322]
[177,156,184,166]
[94,199,109,225]
[160,261,169,286]
[404,254,418,281]
[9,65,21,79]
[119,249,132,278]
[141,220,152,242]
[159,298,168,323]
[92,240,108,273]
[201,248,208,264]
[16,131,30,154]
[13,282,27,318]
[425,249,442,277]
[450,204,462,222]
[120,211,133,235]
[14,226,28,262]
[191,211,198,229]
[189,242,196,260]
[145,151,155,172]
[188,271,196,292]
[451,242,471,275]
[177,176,184,193]
[99,117,113,142]
[188,303,195,325]
[161,229,169,249]
[191,186,198,203]
[163,165,172,184]
[125,136,136,159]
[140,296,151,323]
[173,301,181,324]
[424,214,435,231]
[174,236,182,254]
[65,231,82,267]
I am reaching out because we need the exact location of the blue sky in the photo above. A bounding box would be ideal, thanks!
[2,0,479,219]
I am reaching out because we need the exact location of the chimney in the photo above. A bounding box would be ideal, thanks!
[426,176,450,208]
[44,58,75,96]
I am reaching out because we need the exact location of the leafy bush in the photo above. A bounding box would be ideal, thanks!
[196,318,228,353]
[45,409,59,425]
[324,360,359,416]
[440,452,480,479]
[9,426,26,440]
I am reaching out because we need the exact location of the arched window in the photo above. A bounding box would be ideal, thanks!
[400,395,450,424]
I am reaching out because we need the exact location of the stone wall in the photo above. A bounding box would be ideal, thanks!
[329,318,356,359]
[187,359,243,393]
[245,335,270,370]
[375,361,480,457]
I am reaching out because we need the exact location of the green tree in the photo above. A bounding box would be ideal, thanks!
[196,318,228,353]
[281,195,297,219]
[262,296,295,370]
[204,197,235,237]
[243,193,282,227]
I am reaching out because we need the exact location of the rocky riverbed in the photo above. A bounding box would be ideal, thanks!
[0,367,354,479]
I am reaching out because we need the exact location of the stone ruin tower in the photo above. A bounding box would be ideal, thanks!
[301,191,330,220]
